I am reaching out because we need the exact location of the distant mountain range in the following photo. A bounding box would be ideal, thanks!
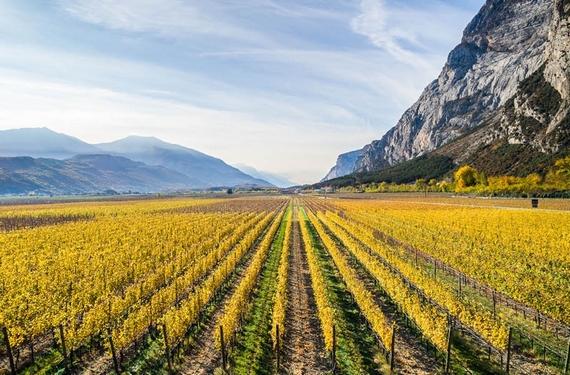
[0,128,278,195]
[232,163,297,188]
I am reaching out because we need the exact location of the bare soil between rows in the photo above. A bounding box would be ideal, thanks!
[280,207,330,375]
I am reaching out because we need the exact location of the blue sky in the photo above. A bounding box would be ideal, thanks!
[0,0,485,183]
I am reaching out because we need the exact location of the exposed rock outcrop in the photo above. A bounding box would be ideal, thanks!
[324,0,561,180]
[321,150,361,181]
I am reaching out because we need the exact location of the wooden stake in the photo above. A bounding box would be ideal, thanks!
[220,325,227,370]
[107,329,120,374]
[162,323,172,373]
[389,325,396,373]
[445,321,453,373]
[2,326,16,375]
[564,340,570,374]
[276,324,280,370]
[506,327,513,374]
[415,248,418,267]
[59,324,68,369]
[332,325,337,371]
[458,273,462,296]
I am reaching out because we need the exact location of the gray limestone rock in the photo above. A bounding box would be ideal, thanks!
[327,0,556,177]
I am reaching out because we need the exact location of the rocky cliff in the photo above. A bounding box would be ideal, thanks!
[321,150,361,181]
[325,0,563,180]
[434,0,570,177]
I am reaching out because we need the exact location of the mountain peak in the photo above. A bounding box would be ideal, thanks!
[0,127,101,159]
[96,136,274,188]
[324,0,560,181]
[96,135,182,152]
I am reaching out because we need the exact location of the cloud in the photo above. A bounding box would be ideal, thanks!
[351,0,424,66]
[350,0,475,69]
[56,0,266,45]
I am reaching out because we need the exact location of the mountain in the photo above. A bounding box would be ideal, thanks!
[232,163,296,188]
[321,150,361,182]
[324,0,570,181]
[0,154,195,195]
[96,136,274,188]
[0,128,274,190]
[0,127,101,159]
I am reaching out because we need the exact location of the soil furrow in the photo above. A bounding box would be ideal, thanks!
[281,205,330,375]
[179,236,267,375]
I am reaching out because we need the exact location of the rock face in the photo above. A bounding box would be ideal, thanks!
[544,0,570,102]
[485,0,570,155]
[324,0,559,180]
[321,150,361,181]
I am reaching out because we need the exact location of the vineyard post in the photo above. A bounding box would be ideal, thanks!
[107,329,120,375]
[389,325,396,373]
[161,323,172,373]
[220,325,227,370]
[332,324,337,371]
[506,327,513,374]
[415,248,418,267]
[276,324,280,370]
[59,324,68,369]
[492,292,496,318]
[2,326,16,375]
[445,321,453,373]
[564,339,570,375]
[457,273,462,296]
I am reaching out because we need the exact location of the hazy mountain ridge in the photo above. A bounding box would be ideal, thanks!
[0,155,195,195]
[232,163,297,188]
[96,136,273,188]
[0,128,274,195]
[0,127,101,159]
[324,0,570,181]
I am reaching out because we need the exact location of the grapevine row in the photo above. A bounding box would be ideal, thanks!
[80,212,255,340]
[298,206,336,351]
[321,210,510,351]
[305,208,394,352]
[157,207,282,349]
[110,210,275,350]
[271,204,292,349]
[215,206,287,348]
[305,205,449,352]
[334,199,570,326]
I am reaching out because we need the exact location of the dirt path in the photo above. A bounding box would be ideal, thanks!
[179,316,221,375]
[389,318,439,374]
[281,205,330,375]
[179,237,263,375]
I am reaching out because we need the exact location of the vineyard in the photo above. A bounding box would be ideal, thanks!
[0,195,569,374]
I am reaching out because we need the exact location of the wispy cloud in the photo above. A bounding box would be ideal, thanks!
[351,0,421,66]
[57,0,267,45]
[351,0,474,69]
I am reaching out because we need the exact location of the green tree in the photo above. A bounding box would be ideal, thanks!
[554,156,570,180]
[415,178,426,192]
[454,165,479,189]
